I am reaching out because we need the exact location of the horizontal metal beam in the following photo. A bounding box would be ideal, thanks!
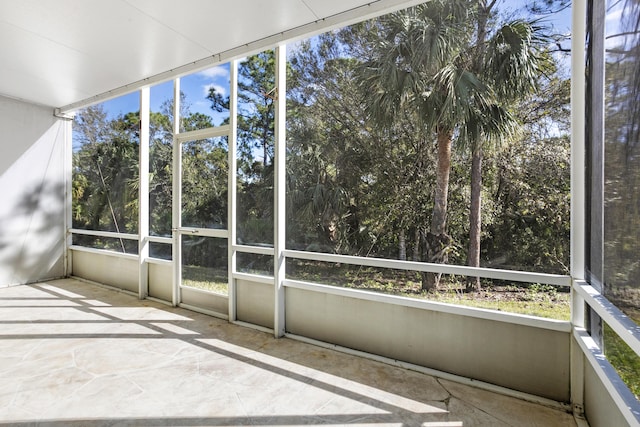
[233,244,275,256]
[69,244,138,260]
[70,228,138,241]
[573,280,640,357]
[177,227,228,239]
[284,250,571,287]
[175,125,231,143]
[233,272,275,285]
[146,236,172,244]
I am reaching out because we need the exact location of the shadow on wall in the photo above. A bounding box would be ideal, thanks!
[0,118,67,286]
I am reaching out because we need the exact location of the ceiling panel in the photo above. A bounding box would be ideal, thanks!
[0,0,211,106]
[126,0,319,54]
[0,0,415,109]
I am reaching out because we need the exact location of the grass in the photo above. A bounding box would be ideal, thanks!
[422,290,570,320]
[288,260,571,320]
[604,307,640,400]
[182,265,228,295]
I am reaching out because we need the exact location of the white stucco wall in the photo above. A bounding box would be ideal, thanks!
[0,95,67,286]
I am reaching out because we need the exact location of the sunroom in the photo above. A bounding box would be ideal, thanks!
[0,0,638,425]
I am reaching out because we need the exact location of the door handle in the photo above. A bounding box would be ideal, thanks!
[171,228,198,234]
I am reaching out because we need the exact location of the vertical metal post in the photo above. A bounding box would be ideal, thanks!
[571,0,587,331]
[571,0,586,286]
[228,60,239,321]
[570,0,587,420]
[64,116,73,277]
[274,44,287,337]
[172,79,182,307]
[139,87,150,299]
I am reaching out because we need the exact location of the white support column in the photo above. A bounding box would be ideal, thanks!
[274,44,287,337]
[228,60,239,321]
[172,79,182,307]
[570,0,587,420]
[64,116,73,277]
[571,0,587,330]
[571,0,586,284]
[139,87,150,299]
[571,334,586,420]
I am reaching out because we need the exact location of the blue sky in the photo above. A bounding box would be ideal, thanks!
[101,63,231,126]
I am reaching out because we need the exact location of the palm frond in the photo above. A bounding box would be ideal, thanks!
[484,19,552,101]
[358,0,476,128]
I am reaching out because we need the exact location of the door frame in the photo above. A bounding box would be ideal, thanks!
[170,65,238,317]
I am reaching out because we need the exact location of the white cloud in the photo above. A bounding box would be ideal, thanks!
[203,83,227,97]
[198,65,229,80]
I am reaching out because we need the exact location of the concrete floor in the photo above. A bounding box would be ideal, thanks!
[0,278,578,427]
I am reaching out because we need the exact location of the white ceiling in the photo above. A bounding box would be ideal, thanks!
[0,0,417,111]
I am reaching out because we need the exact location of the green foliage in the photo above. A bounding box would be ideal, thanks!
[484,135,570,273]
[149,111,173,236]
[72,105,139,241]
[207,51,279,245]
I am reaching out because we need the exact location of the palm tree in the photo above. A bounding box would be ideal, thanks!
[361,0,476,290]
[464,9,551,291]
[361,0,550,290]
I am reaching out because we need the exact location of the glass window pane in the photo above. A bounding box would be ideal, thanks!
[237,252,273,276]
[150,242,172,260]
[235,50,275,246]
[181,137,228,229]
[603,0,640,325]
[72,235,138,255]
[181,236,228,295]
[72,93,139,234]
[150,81,174,237]
[285,11,570,278]
[179,64,230,131]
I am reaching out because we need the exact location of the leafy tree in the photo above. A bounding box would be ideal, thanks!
[148,109,174,237]
[287,35,370,253]
[487,135,570,273]
[73,105,139,252]
[208,52,278,245]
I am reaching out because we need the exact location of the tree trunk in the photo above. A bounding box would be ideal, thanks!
[467,146,483,292]
[423,127,453,291]
[263,141,269,168]
[399,228,407,261]
[412,228,421,262]
[431,128,453,235]
[464,1,491,292]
